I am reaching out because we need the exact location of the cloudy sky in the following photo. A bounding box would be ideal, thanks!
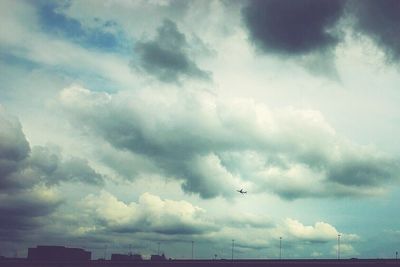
[1,0,400,260]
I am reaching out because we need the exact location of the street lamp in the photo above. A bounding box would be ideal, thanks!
[279,237,282,260]
[337,234,341,260]
[231,239,235,260]
[191,241,194,260]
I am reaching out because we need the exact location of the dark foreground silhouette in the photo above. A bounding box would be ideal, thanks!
[1,246,399,267]
[1,258,400,267]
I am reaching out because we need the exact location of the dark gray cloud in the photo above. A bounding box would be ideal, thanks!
[0,108,105,242]
[132,19,211,83]
[0,109,104,191]
[29,146,104,186]
[242,0,400,66]
[60,86,400,200]
[0,110,30,182]
[242,0,346,56]
[328,157,399,187]
[0,191,62,240]
[348,0,400,62]
[251,149,400,201]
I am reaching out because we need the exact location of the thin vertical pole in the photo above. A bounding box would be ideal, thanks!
[157,242,160,255]
[279,237,282,260]
[337,234,341,260]
[191,241,194,259]
[231,239,235,260]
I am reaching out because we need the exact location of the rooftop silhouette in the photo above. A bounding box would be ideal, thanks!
[1,245,399,267]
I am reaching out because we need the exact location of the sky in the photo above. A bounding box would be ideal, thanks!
[1,0,400,260]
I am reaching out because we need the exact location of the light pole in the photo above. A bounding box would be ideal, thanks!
[279,237,282,260]
[337,234,341,260]
[231,239,235,260]
[396,251,398,260]
[157,242,160,255]
[191,241,194,259]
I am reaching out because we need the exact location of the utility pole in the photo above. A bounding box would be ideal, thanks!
[279,237,282,260]
[337,234,341,260]
[104,245,107,260]
[231,239,235,260]
[157,242,161,255]
[396,251,398,260]
[191,241,194,259]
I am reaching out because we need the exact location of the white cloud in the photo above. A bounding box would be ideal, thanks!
[60,85,399,199]
[1,0,400,259]
[332,243,358,257]
[283,218,338,242]
[83,191,215,235]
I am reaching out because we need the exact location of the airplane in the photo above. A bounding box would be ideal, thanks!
[237,188,247,194]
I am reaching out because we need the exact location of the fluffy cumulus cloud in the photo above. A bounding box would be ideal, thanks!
[82,191,215,235]
[0,107,104,241]
[60,85,400,200]
[132,19,211,83]
[331,243,358,257]
[269,219,359,257]
[3,0,400,259]
[242,0,346,56]
[63,190,356,258]
[283,218,338,243]
[197,216,354,255]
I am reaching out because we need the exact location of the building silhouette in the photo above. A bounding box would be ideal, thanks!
[111,253,143,261]
[28,246,91,261]
[150,253,167,261]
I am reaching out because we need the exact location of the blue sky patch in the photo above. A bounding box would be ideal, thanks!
[0,50,40,70]
[37,1,129,53]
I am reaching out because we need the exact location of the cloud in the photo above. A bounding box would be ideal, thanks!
[0,142,104,190]
[283,218,338,243]
[83,191,216,235]
[242,0,400,69]
[132,19,211,83]
[0,107,30,185]
[29,146,104,186]
[60,85,400,200]
[220,212,274,229]
[0,107,104,241]
[200,216,355,253]
[332,243,358,257]
[0,186,62,237]
[280,219,360,246]
[242,0,346,56]
[348,0,400,62]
